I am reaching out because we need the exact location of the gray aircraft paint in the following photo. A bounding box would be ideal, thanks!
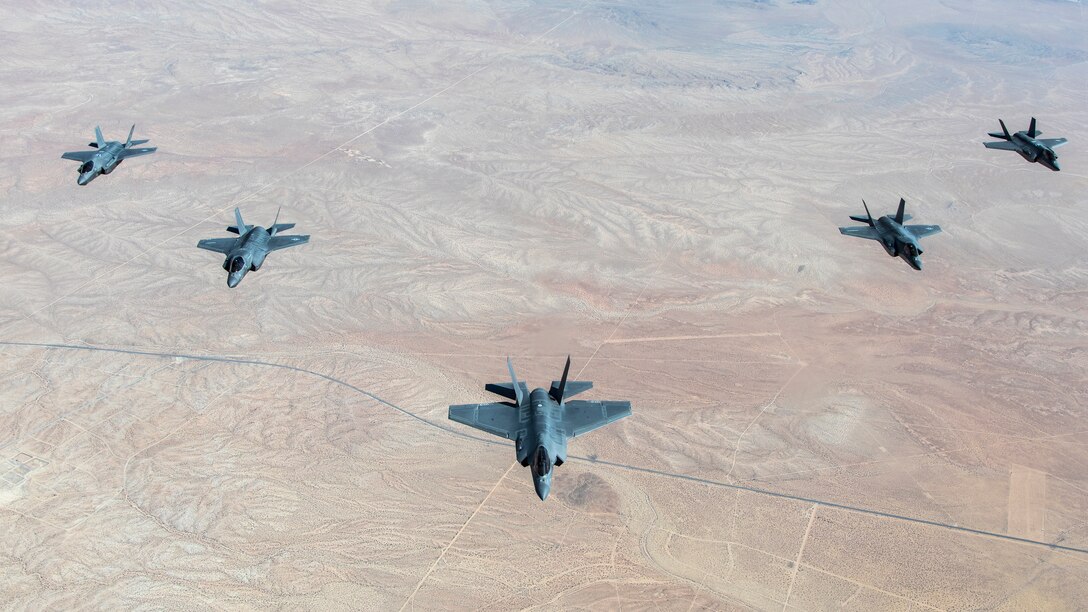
[449,357,631,500]
[197,208,309,288]
[983,117,1068,171]
[839,198,941,271]
[61,125,156,185]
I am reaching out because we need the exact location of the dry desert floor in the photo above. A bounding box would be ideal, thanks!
[1,1,1087,610]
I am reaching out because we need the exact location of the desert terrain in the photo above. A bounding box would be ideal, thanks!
[1,0,1087,609]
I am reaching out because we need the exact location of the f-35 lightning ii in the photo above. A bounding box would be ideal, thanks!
[197,208,309,288]
[984,118,1067,171]
[449,357,631,501]
[839,198,941,271]
[61,125,156,185]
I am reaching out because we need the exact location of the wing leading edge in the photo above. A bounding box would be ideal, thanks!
[449,403,526,440]
[1039,138,1068,148]
[905,225,942,238]
[196,238,237,254]
[120,147,157,159]
[562,400,631,437]
[268,235,310,251]
[838,226,881,241]
[61,151,96,162]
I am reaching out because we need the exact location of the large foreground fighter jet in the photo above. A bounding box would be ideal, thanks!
[839,199,941,271]
[984,118,1067,171]
[197,208,309,288]
[449,357,631,501]
[61,125,156,185]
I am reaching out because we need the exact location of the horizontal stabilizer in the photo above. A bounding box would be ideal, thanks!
[987,131,1009,140]
[269,223,296,233]
[485,381,530,402]
[550,380,592,401]
[87,142,99,148]
[226,226,242,235]
[128,139,149,146]
[852,213,911,222]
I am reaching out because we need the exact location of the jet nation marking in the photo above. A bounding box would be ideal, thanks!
[839,198,941,270]
[61,125,156,185]
[984,118,1068,171]
[197,208,309,288]
[449,357,631,500]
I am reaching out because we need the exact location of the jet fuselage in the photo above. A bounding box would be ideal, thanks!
[517,388,569,501]
[1010,132,1060,171]
[874,216,924,270]
[77,141,125,185]
[223,227,272,288]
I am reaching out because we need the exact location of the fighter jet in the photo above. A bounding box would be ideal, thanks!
[61,125,156,185]
[197,208,309,288]
[984,118,1067,171]
[839,198,941,271]
[449,357,631,501]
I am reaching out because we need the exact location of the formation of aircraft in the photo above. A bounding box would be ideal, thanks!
[61,125,156,185]
[56,115,1068,498]
[449,357,631,500]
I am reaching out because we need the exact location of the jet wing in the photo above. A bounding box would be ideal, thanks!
[449,403,525,440]
[196,238,236,254]
[268,234,309,251]
[984,141,1020,151]
[61,151,95,162]
[561,400,631,438]
[838,226,881,242]
[1039,138,1067,148]
[119,147,157,159]
[905,224,942,238]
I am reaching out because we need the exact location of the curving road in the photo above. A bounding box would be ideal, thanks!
[2,339,1085,556]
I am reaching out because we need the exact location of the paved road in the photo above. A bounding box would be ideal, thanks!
[3,340,1085,556]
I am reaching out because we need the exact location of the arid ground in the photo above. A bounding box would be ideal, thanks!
[1,1,1087,609]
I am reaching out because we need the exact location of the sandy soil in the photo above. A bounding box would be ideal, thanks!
[1,0,1086,609]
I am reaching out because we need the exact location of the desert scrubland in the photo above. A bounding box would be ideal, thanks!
[1,1,1087,609]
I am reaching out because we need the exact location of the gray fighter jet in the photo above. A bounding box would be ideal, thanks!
[984,118,1067,171]
[839,199,941,271]
[197,208,309,288]
[61,125,156,185]
[449,357,631,501]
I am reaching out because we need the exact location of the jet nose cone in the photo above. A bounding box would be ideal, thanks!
[77,174,90,185]
[534,476,551,501]
[227,275,241,288]
[911,257,923,271]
